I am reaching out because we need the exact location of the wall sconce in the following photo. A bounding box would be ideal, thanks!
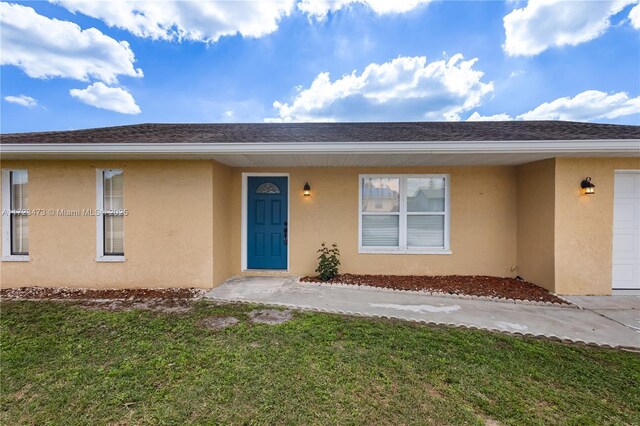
[581,177,595,195]
[303,182,311,197]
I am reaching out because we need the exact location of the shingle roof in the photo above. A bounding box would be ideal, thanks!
[1,121,639,144]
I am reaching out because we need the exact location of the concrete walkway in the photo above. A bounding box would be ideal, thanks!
[205,276,640,349]
[564,296,640,333]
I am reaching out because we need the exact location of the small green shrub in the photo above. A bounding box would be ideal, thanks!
[316,242,340,281]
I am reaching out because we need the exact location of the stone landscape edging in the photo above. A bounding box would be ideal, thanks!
[295,278,578,308]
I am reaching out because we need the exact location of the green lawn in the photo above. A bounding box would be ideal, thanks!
[1,301,639,425]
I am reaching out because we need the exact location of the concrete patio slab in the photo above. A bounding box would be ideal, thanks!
[205,277,640,349]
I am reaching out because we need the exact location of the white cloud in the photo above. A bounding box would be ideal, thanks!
[503,0,636,56]
[266,54,494,122]
[50,1,431,41]
[221,110,235,121]
[467,112,513,121]
[1,2,142,83]
[467,90,640,123]
[4,95,38,108]
[70,82,141,114]
[630,3,640,28]
[51,0,296,42]
[298,0,430,20]
[517,90,640,121]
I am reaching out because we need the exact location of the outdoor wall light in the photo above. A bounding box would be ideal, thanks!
[303,182,311,196]
[581,177,595,195]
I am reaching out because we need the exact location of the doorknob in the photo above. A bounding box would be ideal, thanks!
[284,221,288,245]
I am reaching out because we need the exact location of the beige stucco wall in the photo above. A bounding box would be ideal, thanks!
[0,160,215,288]
[211,161,234,286]
[4,158,635,294]
[230,167,519,278]
[554,157,640,295]
[516,159,556,291]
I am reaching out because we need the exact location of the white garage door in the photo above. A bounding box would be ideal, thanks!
[612,171,640,293]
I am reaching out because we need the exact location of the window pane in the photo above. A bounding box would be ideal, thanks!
[104,170,124,211]
[256,182,280,194]
[362,215,399,247]
[407,177,445,212]
[104,214,124,255]
[11,214,28,254]
[407,215,444,247]
[362,177,399,212]
[10,171,28,211]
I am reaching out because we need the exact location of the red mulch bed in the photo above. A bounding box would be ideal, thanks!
[300,274,569,304]
[0,287,203,301]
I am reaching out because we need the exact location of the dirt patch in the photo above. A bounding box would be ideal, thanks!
[300,274,568,304]
[80,299,194,313]
[479,416,503,426]
[248,309,293,325]
[199,316,240,331]
[0,287,203,301]
[1,287,204,313]
[13,383,33,401]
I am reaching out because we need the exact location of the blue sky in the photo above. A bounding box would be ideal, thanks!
[1,0,639,133]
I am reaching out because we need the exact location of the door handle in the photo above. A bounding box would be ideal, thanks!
[284,221,288,245]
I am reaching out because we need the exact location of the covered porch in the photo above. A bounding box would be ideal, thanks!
[208,153,638,296]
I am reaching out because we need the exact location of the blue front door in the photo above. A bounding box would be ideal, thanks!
[247,176,288,270]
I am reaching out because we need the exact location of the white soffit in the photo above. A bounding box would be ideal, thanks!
[1,140,638,166]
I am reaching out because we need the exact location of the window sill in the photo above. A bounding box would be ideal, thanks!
[358,248,452,255]
[1,255,29,262]
[96,256,125,263]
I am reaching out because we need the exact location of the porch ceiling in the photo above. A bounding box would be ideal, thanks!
[209,152,638,167]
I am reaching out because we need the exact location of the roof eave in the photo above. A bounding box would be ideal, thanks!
[1,139,639,156]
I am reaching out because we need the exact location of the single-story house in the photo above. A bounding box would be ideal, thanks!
[1,121,639,295]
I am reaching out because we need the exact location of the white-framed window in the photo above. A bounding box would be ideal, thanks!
[359,174,450,254]
[2,169,29,261]
[96,169,125,262]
